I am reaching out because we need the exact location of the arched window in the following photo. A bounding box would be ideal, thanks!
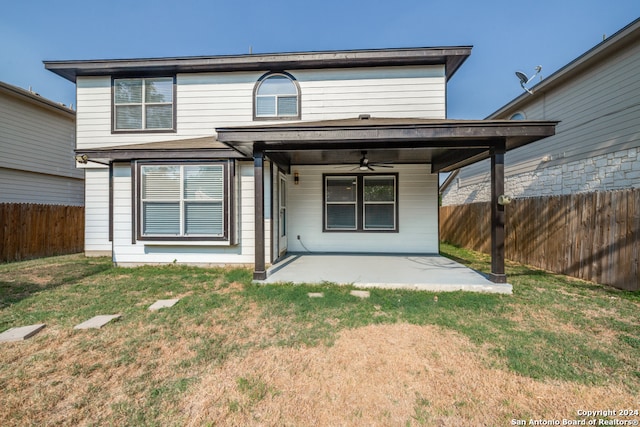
[254,72,300,119]
[510,112,526,120]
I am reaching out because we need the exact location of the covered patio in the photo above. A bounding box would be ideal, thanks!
[216,117,557,286]
[261,253,512,294]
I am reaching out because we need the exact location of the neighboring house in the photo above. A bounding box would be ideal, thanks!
[441,18,640,205]
[45,47,555,282]
[0,81,81,205]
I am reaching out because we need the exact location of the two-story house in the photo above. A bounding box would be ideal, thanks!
[45,47,555,284]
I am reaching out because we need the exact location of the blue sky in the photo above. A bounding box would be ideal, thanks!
[1,0,638,118]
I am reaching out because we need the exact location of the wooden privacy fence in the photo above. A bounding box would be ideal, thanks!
[440,189,640,291]
[0,203,84,263]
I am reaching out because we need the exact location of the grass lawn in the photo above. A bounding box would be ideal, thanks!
[0,244,638,426]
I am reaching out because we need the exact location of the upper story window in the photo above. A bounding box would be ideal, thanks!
[113,77,175,132]
[510,112,526,120]
[254,72,300,120]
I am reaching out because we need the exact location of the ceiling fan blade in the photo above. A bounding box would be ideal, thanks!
[371,164,393,168]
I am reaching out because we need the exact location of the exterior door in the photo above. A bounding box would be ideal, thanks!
[278,174,287,256]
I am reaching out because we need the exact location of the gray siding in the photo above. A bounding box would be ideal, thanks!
[0,83,82,205]
[508,41,640,171]
[0,89,79,178]
[442,30,640,205]
[0,167,83,205]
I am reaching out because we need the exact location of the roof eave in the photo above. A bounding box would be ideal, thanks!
[216,119,558,159]
[44,46,472,83]
[0,81,75,117]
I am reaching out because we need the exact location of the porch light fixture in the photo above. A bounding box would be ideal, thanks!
[294,171,299,185]
[75,154,88,164]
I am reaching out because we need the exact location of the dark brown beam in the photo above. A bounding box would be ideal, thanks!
[75,149,245,161]
[108,162,113,242]
[131,161,137,245]
[253,148,266,280]
[265,152,291,173]
[431,148,488,172]
[489,140,507,283]
[44,46,471,83]
[217,121,557,147]
[259,140,491,151]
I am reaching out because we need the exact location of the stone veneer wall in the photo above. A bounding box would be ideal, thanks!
[442,147,640,205]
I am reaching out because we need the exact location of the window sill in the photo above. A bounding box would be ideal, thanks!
[253,116,301,121]
[141,240,235,247]
[111,129,177,134]
[323,229,399,233]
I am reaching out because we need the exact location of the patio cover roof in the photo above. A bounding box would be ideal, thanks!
[216,117,558,173]
[75,136,243,162]
[76,118,556,172]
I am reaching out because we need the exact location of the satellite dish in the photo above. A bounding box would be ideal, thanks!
[515,65,542,94]
[515,71,529,85]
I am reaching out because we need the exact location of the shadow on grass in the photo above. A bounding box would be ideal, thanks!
[440,243,640,302]
[0,255,112,310]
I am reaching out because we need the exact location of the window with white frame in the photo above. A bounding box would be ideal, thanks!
[114,77,174,131]
[254,73,299,119]
[324,174,397,232]
[140,163,226,239]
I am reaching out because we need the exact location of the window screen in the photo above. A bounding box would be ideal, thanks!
[141,164,225,237]
[114,78,174,131]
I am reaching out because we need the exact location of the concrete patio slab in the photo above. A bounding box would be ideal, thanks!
[261,254,512,294]
[148,299,180,311]
[0,324,46,343]
[74,314,121,330]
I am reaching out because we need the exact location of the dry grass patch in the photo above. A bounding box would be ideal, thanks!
[181,323,636,426]
[0,324,201,426]
[1,251,638,426]
[216,281,245,295]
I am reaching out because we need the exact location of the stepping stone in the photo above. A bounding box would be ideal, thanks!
[0,324,46,343]
[148,298,180,311]
[350,290,370,299]
[307,292,324,298]
[74,314,121,330]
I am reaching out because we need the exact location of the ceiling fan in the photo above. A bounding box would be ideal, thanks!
[349,151,393,171]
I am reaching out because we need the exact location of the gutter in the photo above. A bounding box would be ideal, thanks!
[439,169,459,195]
